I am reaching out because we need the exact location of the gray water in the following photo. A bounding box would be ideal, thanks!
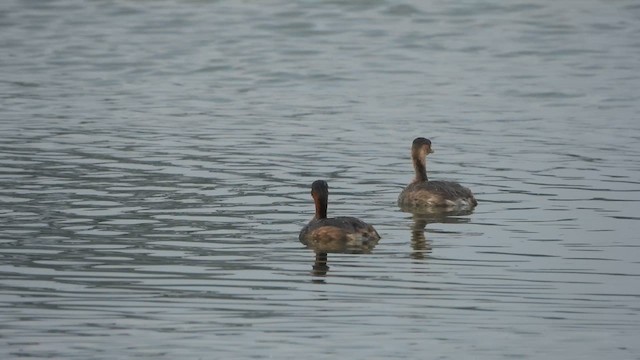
[2,0,640,359]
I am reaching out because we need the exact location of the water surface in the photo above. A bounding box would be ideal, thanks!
[1,0,640,359]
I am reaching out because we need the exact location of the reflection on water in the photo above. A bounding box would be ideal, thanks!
[312,252,330,277]
[301,229,381,277]
[2,0,640,358]
[408,210,473,260]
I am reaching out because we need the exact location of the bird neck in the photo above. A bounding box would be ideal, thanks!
[413,156,428,182]
[314,195,328,219]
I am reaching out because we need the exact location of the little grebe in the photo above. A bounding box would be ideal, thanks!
[299,180,380,253]
[398,137,477,210]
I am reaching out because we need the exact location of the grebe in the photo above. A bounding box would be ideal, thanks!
[398,137,477,210]
[299,180,380,253]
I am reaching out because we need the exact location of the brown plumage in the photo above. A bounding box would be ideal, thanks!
[398,137,477,210]
[299,180,380,253]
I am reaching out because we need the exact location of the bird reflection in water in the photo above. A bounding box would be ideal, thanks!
[403,207,474,260]
[305,234,381,276]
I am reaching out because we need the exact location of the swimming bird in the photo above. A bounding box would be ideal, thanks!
[398,137,477,211]
[299,180,380,254]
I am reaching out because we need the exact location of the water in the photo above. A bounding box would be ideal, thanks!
[2,0,640,358]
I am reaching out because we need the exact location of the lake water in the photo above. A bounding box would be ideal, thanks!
[1,0,640,359]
